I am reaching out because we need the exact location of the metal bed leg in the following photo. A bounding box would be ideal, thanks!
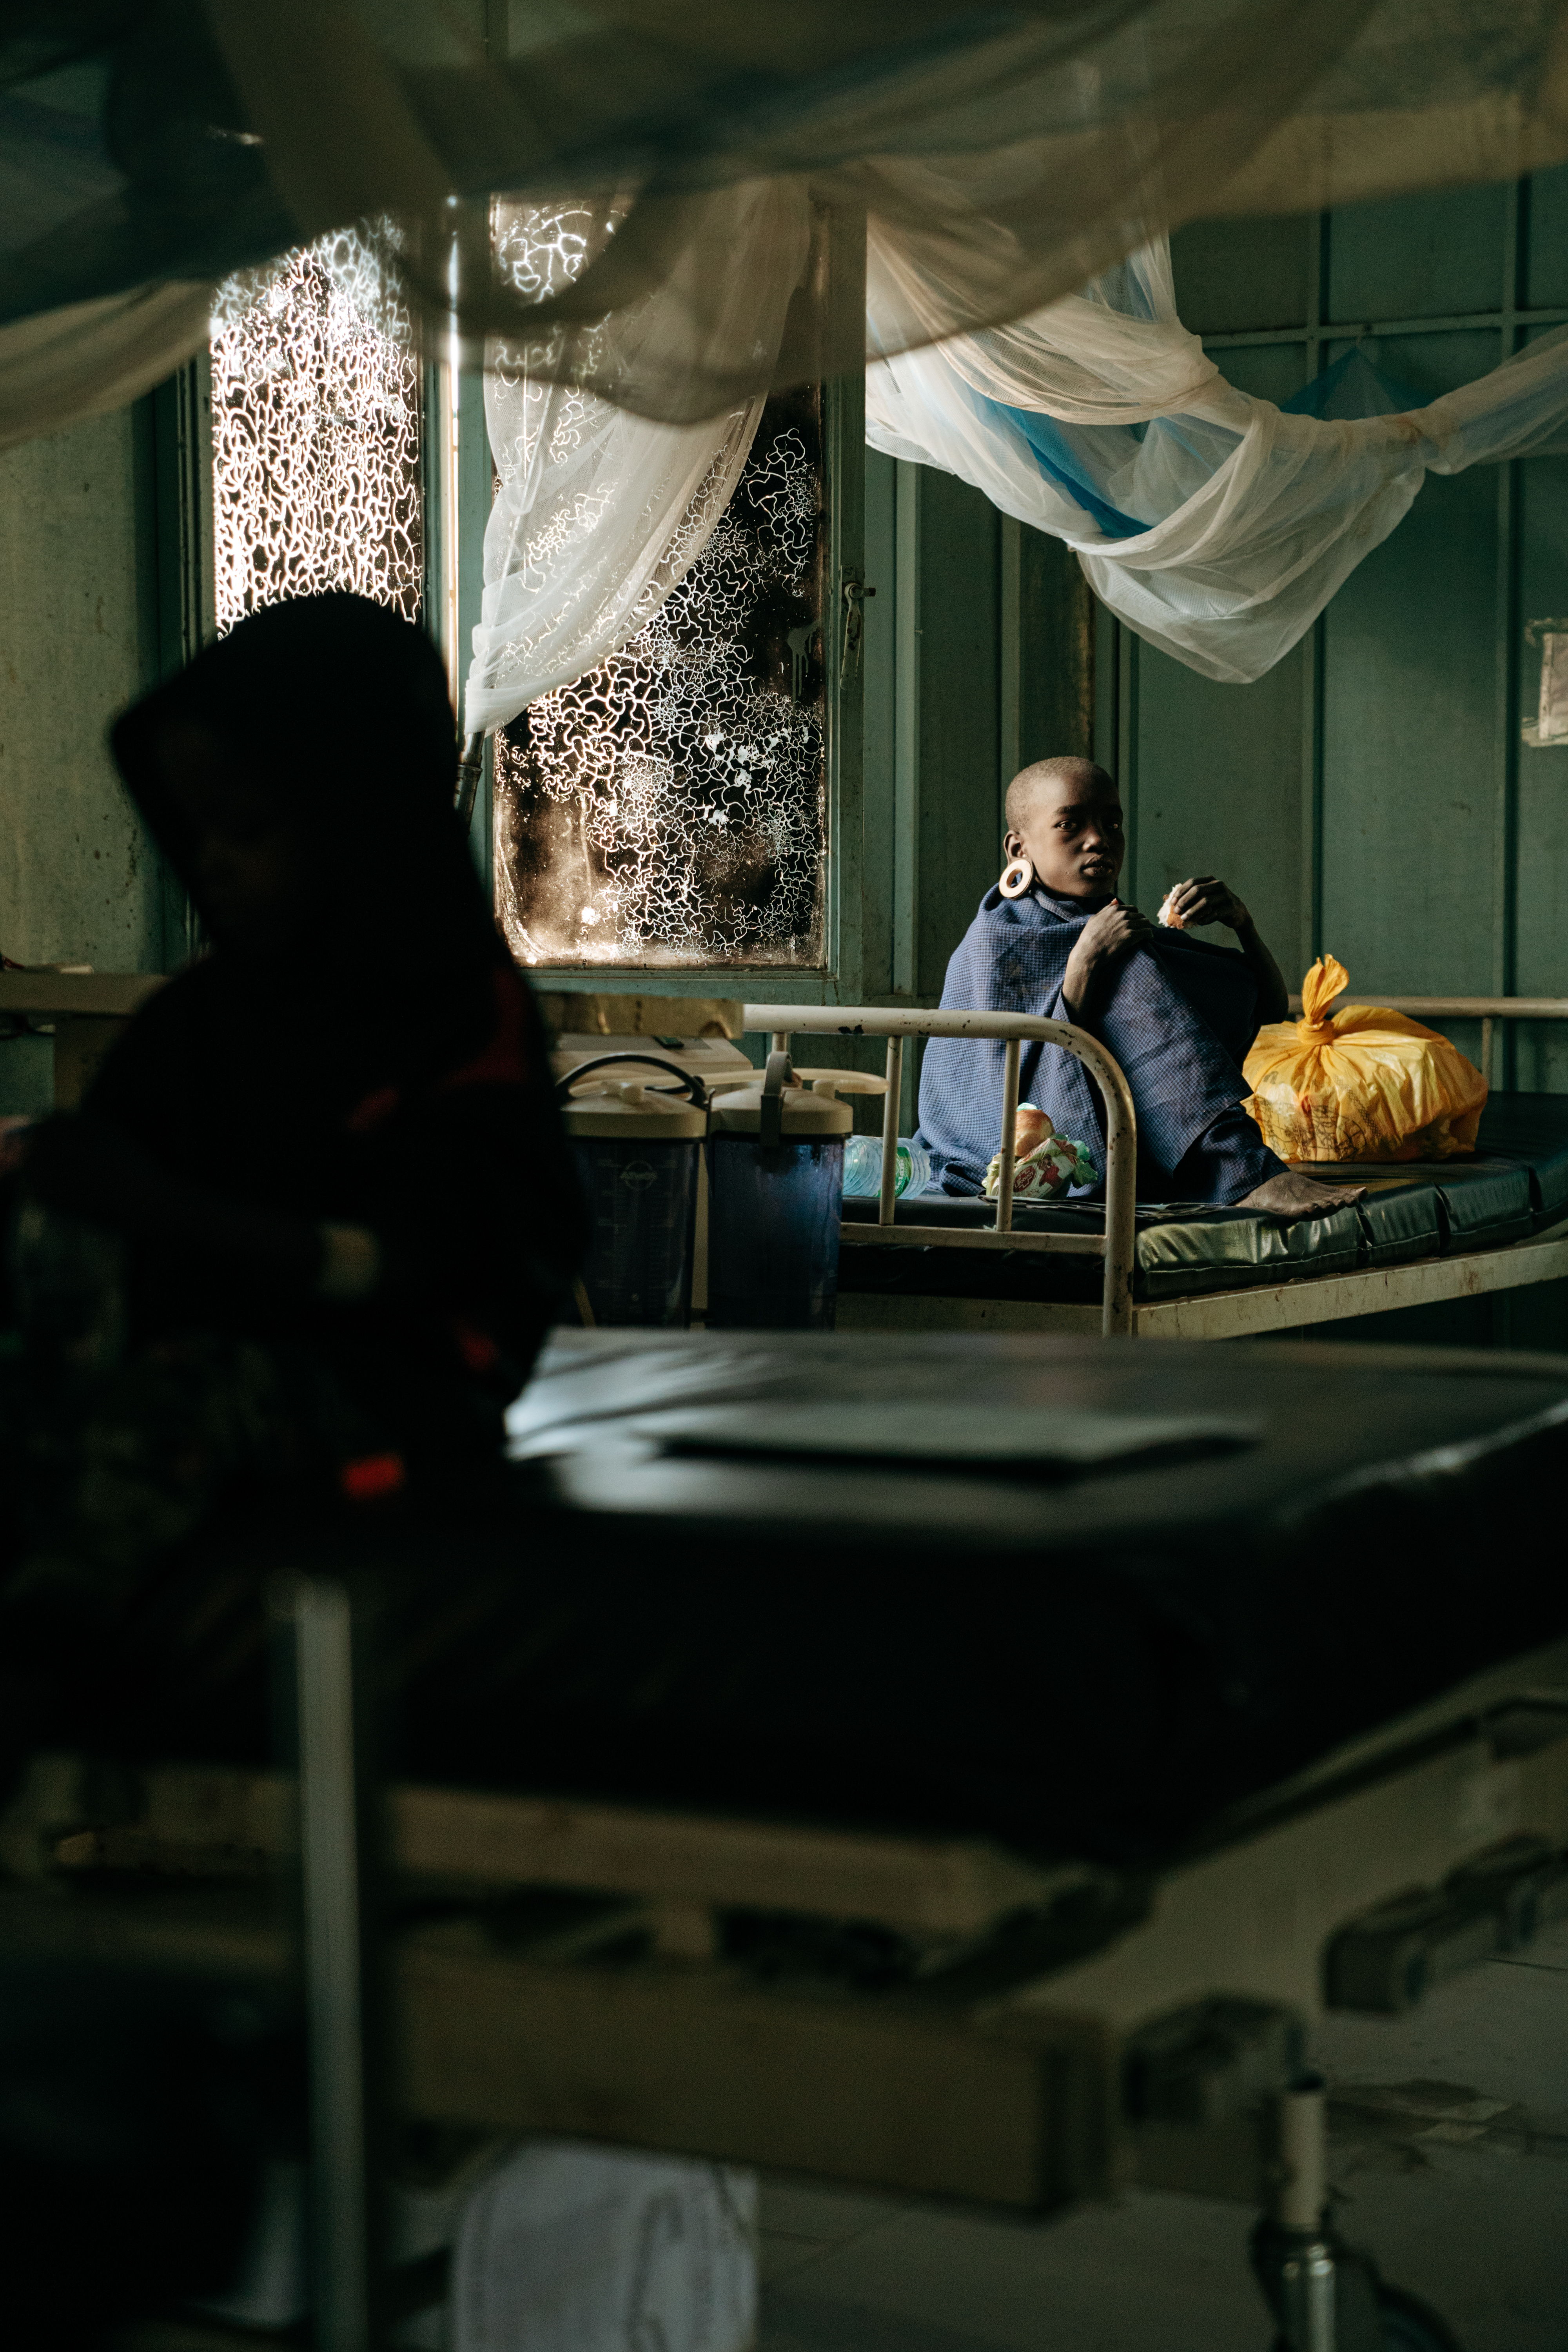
[879,1037,904,1226]
[1096,1051,1137,1338]
[1250,2073,1462,2352]
[1255,2076,1344,2351]
[995,1036,1020,1232]
[293,1577,376,2352]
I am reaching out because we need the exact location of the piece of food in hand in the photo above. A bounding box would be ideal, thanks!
[1014,1102,1054,1154]
[1157,886,1186,930]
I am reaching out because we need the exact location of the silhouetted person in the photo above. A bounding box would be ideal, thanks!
[1,591,583,1655]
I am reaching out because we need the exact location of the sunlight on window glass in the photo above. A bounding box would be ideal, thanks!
[210,223,423,632]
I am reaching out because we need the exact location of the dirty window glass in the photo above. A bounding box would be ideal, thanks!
[494,383,826,970]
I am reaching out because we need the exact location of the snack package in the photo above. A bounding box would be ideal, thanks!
[983,1103,1098,1198]
[1243,955,1487,1163]
[1156,886,1186,930]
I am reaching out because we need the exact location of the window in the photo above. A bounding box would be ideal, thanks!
[203,213,860,993]
[209,223,423,631]
[493,384,827,970]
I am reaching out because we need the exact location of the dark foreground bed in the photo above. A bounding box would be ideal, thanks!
[6,1328,1567,2352]
[46,1326,1568,1869]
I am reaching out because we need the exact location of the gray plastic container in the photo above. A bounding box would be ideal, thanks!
[558,1054,708,1326]
[705,1054,858,1330]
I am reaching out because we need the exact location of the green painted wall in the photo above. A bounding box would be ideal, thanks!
[1127,170,1568,1342]
[877,461,1092,1007]
[1129,172,1568,1100]
[0,403,177,1111]
[0,407,163,970]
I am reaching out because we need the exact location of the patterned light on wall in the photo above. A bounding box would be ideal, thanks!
[210,223,423,633]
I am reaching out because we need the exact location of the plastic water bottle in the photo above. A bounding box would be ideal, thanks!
[842,1135,932,1199]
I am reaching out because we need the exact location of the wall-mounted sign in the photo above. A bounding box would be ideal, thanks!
[1523,620,1568,747]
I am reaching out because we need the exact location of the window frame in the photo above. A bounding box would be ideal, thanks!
[475,206,871,1011]
[136,350,214,970]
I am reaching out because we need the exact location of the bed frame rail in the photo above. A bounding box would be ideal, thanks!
[743,1005,1138,1338]
[1284,992,1568,1087]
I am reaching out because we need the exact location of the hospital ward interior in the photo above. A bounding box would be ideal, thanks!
[7,7,1568,2349]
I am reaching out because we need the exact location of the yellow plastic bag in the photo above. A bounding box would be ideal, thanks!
[1243,955,1487,1164]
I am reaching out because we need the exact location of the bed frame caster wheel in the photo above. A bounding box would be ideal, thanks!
[1253,2076,1465,2352]
[1257,2243,1465,2352]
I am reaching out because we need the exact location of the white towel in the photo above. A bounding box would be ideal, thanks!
[454,2142,757,2352]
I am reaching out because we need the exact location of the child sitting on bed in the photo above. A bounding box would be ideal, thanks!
[916,756,1365,1217]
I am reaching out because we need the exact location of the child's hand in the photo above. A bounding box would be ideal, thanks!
[1164,877,1252,933]
[1062,898,1154,1018]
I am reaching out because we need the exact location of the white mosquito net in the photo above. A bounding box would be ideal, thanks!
[467,227,1568,729]
[5,1,1568,446]
[866,238,1568,684]
[7,5,1568,709]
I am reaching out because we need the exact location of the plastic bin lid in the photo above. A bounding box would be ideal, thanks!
[564,1084,707,1140]
[560,1051,708,1141]
[709,1067,860,1138]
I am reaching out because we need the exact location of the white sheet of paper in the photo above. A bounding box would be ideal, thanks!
[632,1401,1259,1470]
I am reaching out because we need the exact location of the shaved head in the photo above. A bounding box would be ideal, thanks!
[1004,755,1124,901]
[1005,757,1115,833]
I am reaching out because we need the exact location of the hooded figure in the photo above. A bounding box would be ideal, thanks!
[3,593,584,1621]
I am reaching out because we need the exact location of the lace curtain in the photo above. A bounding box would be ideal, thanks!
[465,185,807,736]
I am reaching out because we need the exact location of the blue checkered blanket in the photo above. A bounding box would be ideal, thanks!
[915,884,1283,1202]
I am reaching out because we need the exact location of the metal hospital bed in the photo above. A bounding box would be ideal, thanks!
[7,971,1568,1344]
[4,1328,1567,2350]
[5,980,1568,2348]
[740,1002,1568,1343]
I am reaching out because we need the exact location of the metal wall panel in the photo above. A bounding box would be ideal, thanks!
[1321,451,1500,1069]
[1130,642,1308,981]
[1513,436,1568,1088]
[1327,183,1508,324]
[1116,173,1568,1098]
[1158,216,1307,336]
[1017,518,1094,780]
[915,469,1002,999]
[1527,175,1568,306]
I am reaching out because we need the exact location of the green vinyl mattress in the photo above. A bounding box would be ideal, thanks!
[841,1088,1568,1309]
